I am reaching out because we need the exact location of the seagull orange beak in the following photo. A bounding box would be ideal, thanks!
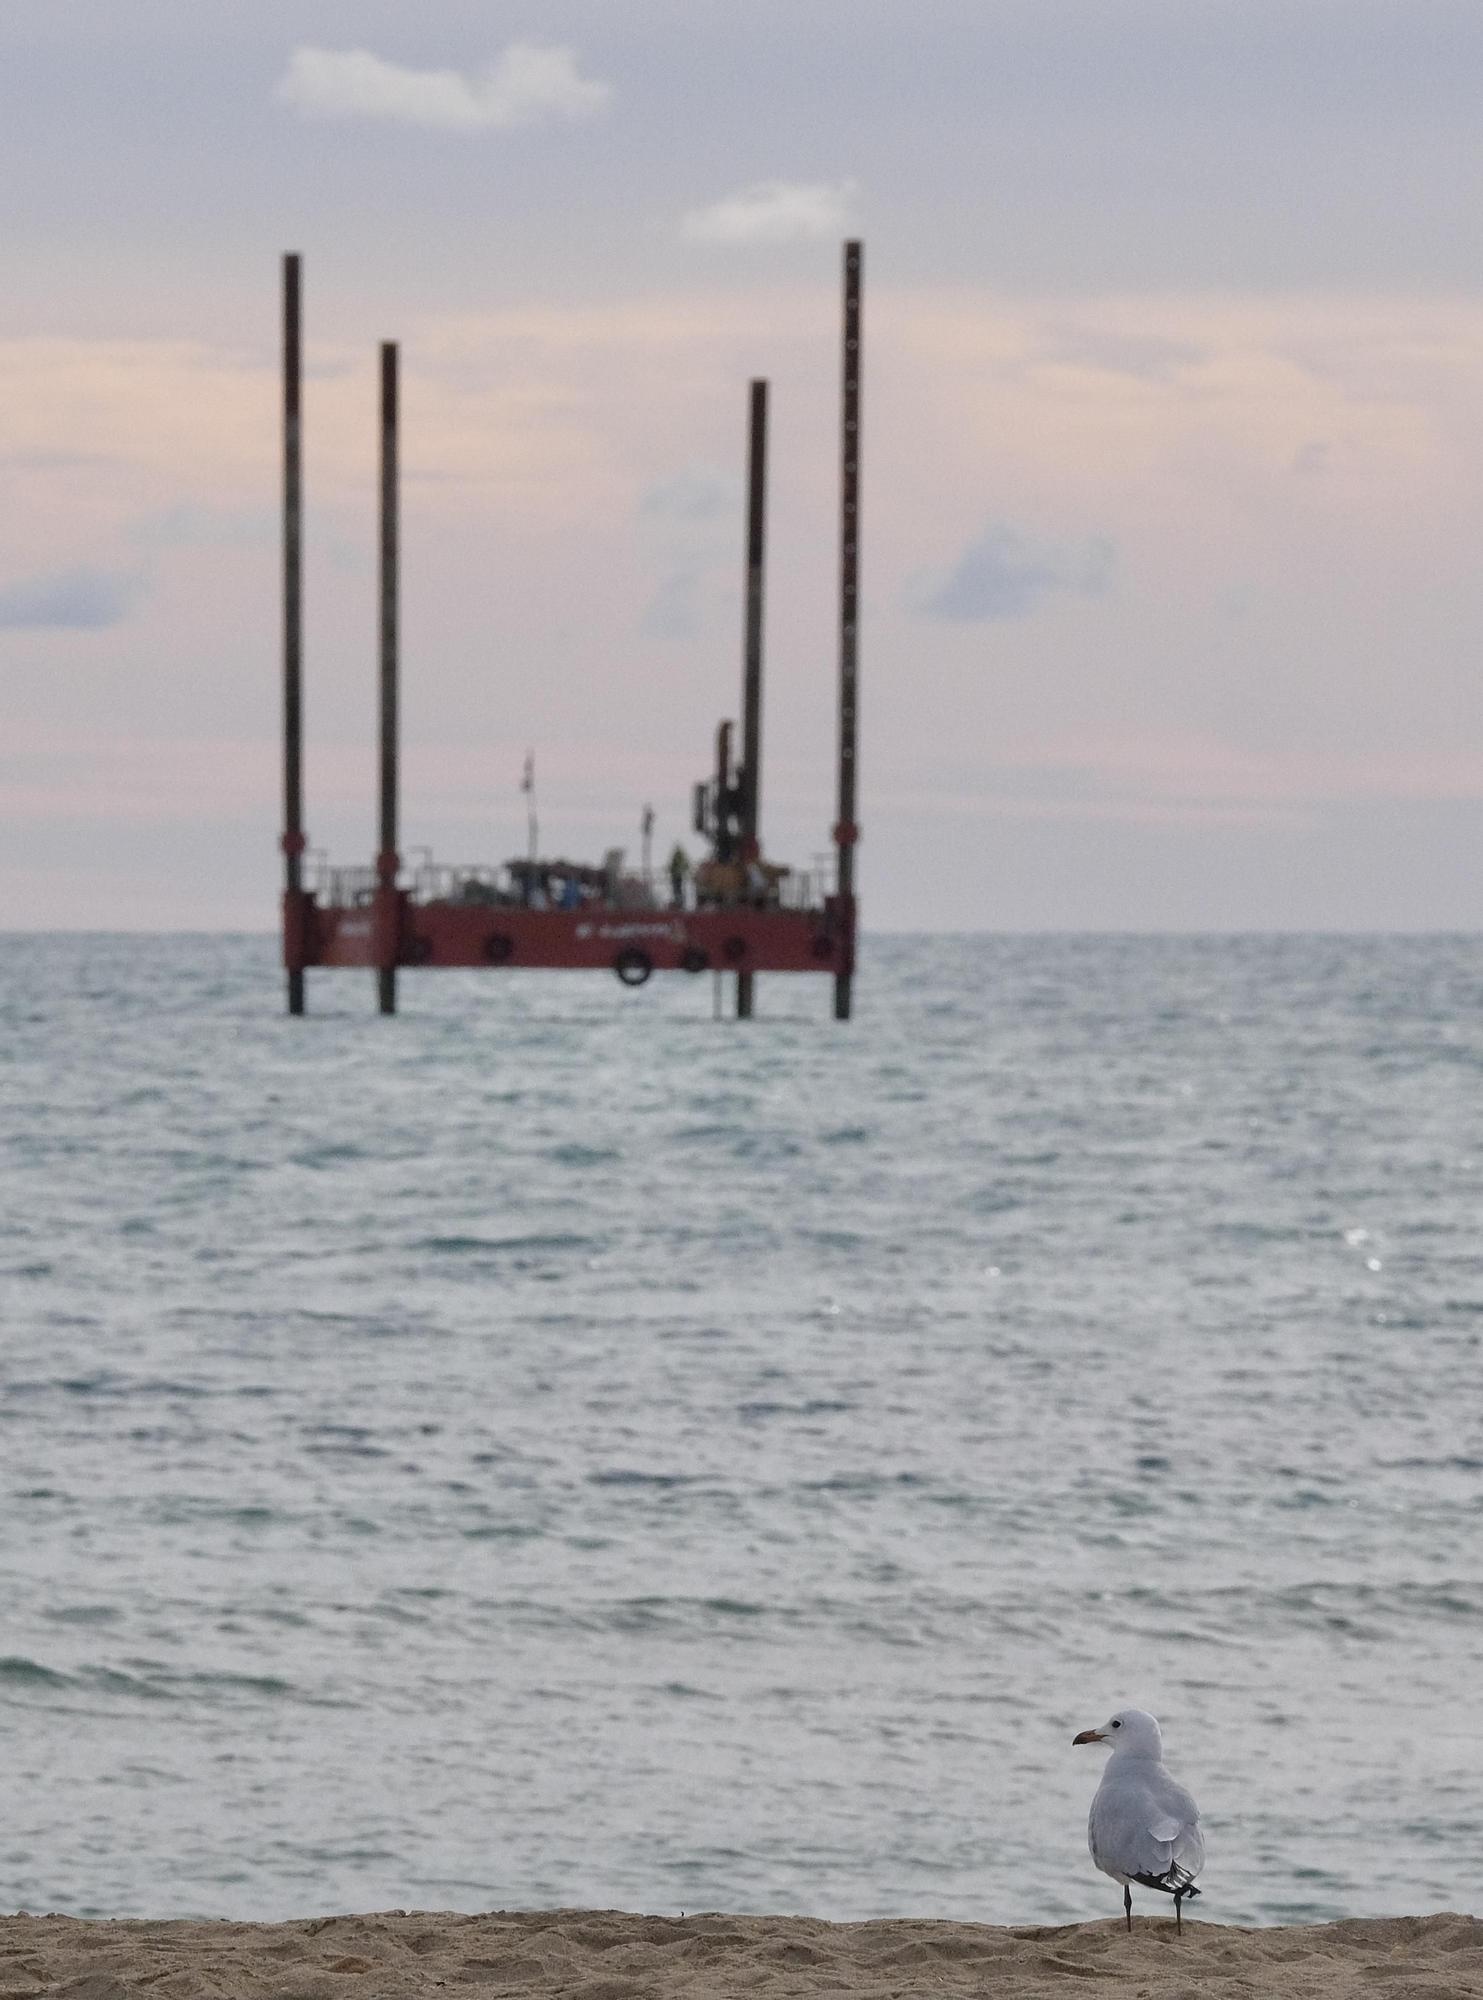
[1072,1729,1106,1745]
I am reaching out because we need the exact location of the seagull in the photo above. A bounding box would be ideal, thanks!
[1072,1707,1205,1931]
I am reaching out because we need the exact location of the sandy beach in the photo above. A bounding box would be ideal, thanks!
[2,1908,1478,2000]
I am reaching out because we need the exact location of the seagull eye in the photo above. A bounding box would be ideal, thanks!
[1111,1720,1121,1729]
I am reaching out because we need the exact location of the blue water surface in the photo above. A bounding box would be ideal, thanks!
[0,933,1480,1924]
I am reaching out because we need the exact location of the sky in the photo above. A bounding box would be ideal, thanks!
[5,0,1483,931]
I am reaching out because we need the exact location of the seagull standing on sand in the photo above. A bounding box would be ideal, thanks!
[1072,1707,1205,1931]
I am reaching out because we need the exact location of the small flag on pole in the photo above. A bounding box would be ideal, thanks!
[523,749,539,872]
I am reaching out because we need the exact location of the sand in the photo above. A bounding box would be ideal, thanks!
[1,1908,1479,2000]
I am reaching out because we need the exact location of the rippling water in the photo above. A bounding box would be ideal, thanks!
[1,933,1480,1925]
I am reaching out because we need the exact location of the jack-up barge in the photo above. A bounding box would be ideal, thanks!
[279,244,863,1021]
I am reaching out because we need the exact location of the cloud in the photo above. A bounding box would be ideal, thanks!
[912,522,1115,622]
[640,567,706,643]
[128,502,274,549]
[274,43,611,131]
[637,466,739,640]
[126,501,368,575]
[969,730,1483,811]
[639,466,737,524]
[1036,327,1205,382]
[0,566,139,630]
[0,449,118,471]
[681,179,857,245]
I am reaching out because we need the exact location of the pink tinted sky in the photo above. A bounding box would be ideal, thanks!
[5,2,1483,930]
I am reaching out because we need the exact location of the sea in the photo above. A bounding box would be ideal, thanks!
[1,932,1480,1928]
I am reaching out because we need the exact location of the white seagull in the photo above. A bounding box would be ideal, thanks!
[1072,1707,1205,1931]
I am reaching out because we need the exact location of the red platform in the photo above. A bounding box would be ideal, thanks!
[285,884,855,983]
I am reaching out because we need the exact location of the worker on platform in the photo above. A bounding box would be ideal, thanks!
[668,843,691,909]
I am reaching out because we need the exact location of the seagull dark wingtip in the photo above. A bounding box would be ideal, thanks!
[1130,1867,1201,1898]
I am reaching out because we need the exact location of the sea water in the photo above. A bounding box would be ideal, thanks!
[0,932,1479,1926]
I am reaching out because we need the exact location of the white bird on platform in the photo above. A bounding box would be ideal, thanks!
[1072,1707,1205,1931]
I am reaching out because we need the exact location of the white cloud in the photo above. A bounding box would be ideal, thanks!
[912,522,1115,623]
[274,43,611,132]
[639,465,737,525]
[637,466,738,641]
[681,179,857,245]
[0,566,140,630]
[128,502,273,549]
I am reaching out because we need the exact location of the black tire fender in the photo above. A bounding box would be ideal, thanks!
[614,947,653,987]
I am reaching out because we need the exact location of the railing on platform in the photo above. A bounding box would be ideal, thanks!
[309,862,378,908]
[305,857,836,914]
